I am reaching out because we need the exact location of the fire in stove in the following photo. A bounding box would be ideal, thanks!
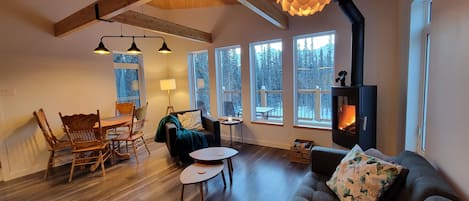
[338,105,356,133]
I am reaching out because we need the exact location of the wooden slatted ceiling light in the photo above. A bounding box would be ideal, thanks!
[276,0,331,16]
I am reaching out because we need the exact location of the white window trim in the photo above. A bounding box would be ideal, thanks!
[187,50,209,110]
[416,0,432,155]
[292,31,336,129]
[215,45,242,118]
[249,38,283,124]
[112,52,146,106]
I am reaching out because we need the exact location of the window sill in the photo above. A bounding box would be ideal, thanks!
[293,124,331,131]
[251,121,284,127]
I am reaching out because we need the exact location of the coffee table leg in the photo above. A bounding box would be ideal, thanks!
[180,184,185,201]
[227,158,233,184]
[221,170,226,188]
[229,125,233,147]
[200,183,204,201]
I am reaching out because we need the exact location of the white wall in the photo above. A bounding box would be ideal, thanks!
[0,0,405,181]
[158,0,402,153]
[425,0,469,199]
[0,0,172,181]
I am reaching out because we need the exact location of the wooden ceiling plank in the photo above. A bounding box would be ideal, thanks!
[111,10,212,43]
[238,0,288,29]
[54,0,152,37]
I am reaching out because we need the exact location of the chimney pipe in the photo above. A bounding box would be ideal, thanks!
[335,0,364,86]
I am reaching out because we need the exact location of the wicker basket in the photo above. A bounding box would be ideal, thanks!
[289,139,314,164]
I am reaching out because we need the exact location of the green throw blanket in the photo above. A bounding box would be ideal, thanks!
[155,115,208,162]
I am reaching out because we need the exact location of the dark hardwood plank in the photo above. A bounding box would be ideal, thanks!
[0,140,308,201]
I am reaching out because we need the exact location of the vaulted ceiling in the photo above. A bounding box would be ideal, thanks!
[53,0,287,43]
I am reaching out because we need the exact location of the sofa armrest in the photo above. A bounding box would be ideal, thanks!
[311,146,348,177]
[201,116,221,146]
[165,122,177,157]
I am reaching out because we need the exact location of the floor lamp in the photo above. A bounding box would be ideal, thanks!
[160,79,176,115]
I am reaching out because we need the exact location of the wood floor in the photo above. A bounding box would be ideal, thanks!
[0,140,309,201]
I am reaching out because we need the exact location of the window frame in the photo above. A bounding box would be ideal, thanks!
[249,38,284,124]
[292,31,336,129]
[187,50,210,115]
[417,0,432,154]
[112,52,146,108]
[215,45,242,118]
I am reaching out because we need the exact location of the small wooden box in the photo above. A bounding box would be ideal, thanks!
[289,139,314,164]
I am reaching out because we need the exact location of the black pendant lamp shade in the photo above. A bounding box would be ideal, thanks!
[127,37,141,55]
[93,41,110,55]
[158,41,172,54]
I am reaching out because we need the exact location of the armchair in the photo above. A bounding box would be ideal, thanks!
[165,109,220,157]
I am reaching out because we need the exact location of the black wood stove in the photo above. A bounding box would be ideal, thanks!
[331,0,377,149]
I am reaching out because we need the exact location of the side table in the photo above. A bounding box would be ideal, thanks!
[220,119,243,147]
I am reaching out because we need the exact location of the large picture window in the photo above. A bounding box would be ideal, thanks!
[216,45,242,118]
[188,50,210,116]
[293,32,335,128]
[113,53,145,108]
[250,39,283,122]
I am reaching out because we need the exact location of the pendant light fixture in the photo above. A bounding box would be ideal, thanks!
[158,41,172,54]
[93,35,172,55]
[93,4,171,55]
[93,39,111,55]
[127,37,142,55]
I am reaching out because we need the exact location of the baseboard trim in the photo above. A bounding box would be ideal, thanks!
[220,135,290,150]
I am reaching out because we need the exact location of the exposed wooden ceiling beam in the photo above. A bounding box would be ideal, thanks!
[111,10,212,43]
[238,0,288,30]
[148,0,239,9]
[54,0,152,37]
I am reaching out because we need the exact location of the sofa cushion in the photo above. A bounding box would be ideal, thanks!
[292,172,339,201]
[177,110,203,130]
[326,145,405,201]
[395,151,460,201]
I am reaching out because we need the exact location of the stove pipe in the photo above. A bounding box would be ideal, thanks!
[336,0,364,86]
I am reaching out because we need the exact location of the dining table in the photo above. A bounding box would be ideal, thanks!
[89,114,133,171]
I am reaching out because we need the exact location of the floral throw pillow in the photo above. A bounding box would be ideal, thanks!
[326,145,404,201]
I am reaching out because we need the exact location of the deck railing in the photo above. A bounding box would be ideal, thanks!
[222,89,332,122]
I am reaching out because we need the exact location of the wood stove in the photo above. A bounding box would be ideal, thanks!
[331,0,377,149]
[332,86,376,149]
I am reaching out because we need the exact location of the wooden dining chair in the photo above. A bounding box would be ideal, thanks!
[115,101,134,116]
[33,108,72,179]
[59,110,112,182]
[111,103,150,165]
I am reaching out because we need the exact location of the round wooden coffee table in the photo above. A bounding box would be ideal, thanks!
[180,162,226,201]
[189,147,239,184]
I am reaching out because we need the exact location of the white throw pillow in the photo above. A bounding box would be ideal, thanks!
[326,145,404,201]
[177,110,204,131]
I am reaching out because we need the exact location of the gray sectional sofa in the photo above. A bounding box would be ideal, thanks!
[291,146,461,201]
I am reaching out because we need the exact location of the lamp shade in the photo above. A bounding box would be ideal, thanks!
[127,40,141,55]
[196,78,205,89]
[94,41,110,55]
[276,0,331,16]
[160,79,176,90]
[158,41,172,54]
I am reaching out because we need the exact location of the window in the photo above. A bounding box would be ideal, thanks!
[216,45,242,118]
[250,39,283,122]
[188,51,211,116]
[113,53,145,108]
[293,32,335,128]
